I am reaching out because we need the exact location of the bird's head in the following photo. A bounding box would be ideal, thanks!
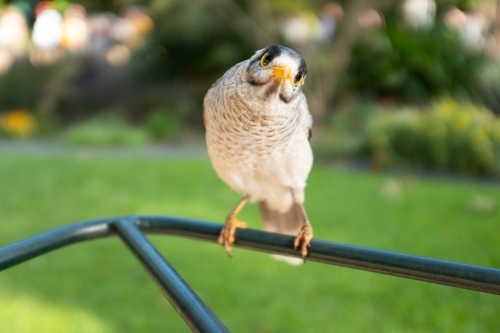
[245,45,307,104]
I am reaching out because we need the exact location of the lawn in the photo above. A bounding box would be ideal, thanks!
[0,152,499,332]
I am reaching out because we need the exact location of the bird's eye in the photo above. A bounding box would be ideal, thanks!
[259,52,273,67]
[294,72,305,86]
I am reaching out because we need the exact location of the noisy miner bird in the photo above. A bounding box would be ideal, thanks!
[204,45,313,263]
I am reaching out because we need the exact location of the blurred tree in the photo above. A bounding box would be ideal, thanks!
[139,0,397,124]
[338,13,488,108]
[435,0,480,11]
[3,0,494,130]
[270,0,395,123]
[137,0,281,126]
[63,0,117,13]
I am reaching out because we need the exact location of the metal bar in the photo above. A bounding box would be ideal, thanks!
[113,219,230,333]
[0,218,116,271]
[134,216,500,295]
[0,215,499,296]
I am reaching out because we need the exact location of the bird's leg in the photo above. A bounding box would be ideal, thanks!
[291,190,313,258]
[293,203,313,258]
[218,195,250,257]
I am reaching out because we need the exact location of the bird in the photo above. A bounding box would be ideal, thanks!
[204,45,313,263]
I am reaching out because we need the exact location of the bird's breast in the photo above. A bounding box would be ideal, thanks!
[204,79,311,197]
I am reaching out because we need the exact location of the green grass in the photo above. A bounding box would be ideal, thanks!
[63,118,151,147]
[0,153,499,332]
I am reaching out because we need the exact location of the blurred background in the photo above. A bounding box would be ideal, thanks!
[1,0,500,176]
[0,0,499,332]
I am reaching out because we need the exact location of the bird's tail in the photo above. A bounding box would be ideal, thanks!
[259,200,304,265]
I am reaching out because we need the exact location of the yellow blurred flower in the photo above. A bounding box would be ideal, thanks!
[436,99,457,119]
[0,110,36,137]
[452,112,471,133]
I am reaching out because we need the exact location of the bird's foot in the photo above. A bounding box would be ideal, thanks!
[218,216,247,257]
[294,224,313,258]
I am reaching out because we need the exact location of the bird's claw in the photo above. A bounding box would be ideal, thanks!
[294,224,313,258]
[218,217,247,257]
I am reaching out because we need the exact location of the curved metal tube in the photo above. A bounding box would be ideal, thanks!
[0,218,116,271]
[1,215,499,296]
[0,216,230,333]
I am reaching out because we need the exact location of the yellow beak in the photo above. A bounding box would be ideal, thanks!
[268,65,293,85]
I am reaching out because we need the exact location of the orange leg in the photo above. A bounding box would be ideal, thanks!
[218,195,250,257]
[293,202,313,258]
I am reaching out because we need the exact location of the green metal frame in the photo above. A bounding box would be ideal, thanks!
[1,215,499,332]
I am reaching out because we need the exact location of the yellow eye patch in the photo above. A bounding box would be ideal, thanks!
[294,72,305,86]
[260,52,272,67]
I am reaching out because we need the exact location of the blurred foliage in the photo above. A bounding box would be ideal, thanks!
[314,102,376,160]
[435,0,480,11]
[2,0,499,143]
[64,115,151,147]
[145,106,180,140]
[143,1,253,81]
[339,17,488,108]
[363,100,500,176]
[0,60,59,111]
[141,0,498,122]
[2,0,353,129]
[0,57,161,137]
[138,0,266,125]
[473,62,500,115]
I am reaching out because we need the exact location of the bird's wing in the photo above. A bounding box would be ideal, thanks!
[203,88,214,130]
[204,61,247,129]
[298,92,313,141]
